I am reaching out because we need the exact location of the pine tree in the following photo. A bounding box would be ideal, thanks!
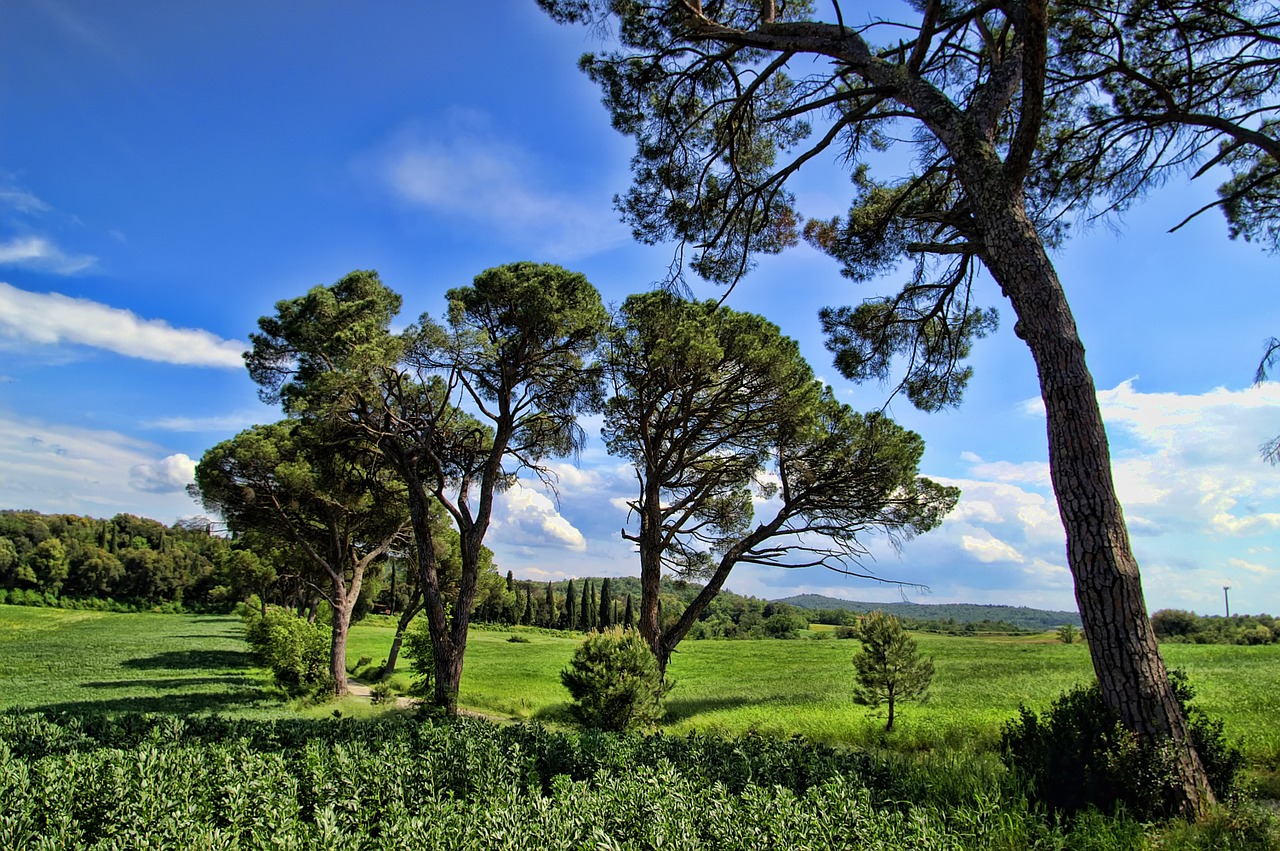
[851,611,934,732]
[565,579,578,631]
[598,577,613,629]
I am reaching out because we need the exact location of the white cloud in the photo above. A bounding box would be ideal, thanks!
[141,412,261,432]
[0,236,96,274]
[0,282,245,367]
[372,123,627,259]
[494,482,588,552]
[129,453,196,493]
[961,533,1025,563]
[0,413,202,521]
[1227,557,1274,576]
[959,451,1051,486]
[0,189,51,214]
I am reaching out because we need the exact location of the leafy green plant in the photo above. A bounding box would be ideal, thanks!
[403,618,435,696]
[1000,670,1243,819]
[1057,623,1079,644]
[243,608,331,691]
[561,627,671,731]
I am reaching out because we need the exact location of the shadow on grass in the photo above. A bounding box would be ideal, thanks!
[81,676,260,690]
[662,695,762,722]
[19,689,274,716]
[121,649,256,671]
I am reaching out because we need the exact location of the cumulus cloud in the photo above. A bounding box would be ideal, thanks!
[494,482,588,552]
[129,453,196,493]
[0,282,245,367]
[0,236,96,274]
[371,122,627,259]
[0,413,203,521]
[961,533,1025,563]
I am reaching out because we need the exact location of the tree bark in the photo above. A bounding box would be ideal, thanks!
[329,591,354,697]
[382,592,423,679]
[976,190,1215,819]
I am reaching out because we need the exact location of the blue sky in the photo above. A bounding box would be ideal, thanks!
[2,0,1278,615]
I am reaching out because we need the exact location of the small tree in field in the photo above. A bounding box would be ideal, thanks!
[1058,624,1080,645]
[560,627,669,731]
[852,611,934,732]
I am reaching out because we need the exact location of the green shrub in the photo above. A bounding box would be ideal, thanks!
[243,608,331,691]
[507,634,531,643]
[404,618,435,696]
[560,627,670,731]
[1000,670,1242,819]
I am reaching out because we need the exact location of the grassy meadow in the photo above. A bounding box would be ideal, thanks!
[3,604,1279,848]
[346,615,1280,766]
[2,603,1277,764]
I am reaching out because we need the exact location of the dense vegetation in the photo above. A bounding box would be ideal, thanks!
[1153,609,1279,646]
[0,510,240,611]
[4,710,1273,850]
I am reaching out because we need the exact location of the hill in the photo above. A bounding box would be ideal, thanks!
[776,594,1082,630]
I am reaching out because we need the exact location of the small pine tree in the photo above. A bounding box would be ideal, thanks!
[565,579,578,631]
[560,626,670,731]
[598,577,613,629]
[851,610,934,731]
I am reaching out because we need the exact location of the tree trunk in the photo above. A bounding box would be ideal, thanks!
[383,592,423,679]
[330,593,353,697]
[978,194,1215,819]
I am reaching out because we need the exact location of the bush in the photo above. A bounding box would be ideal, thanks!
[404,619,435,697]
[560,627,671,731]
[1000,670,1242,819]
[243,608,331,691]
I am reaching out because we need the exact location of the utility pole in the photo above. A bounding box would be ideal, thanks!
[1224,586,1231,618]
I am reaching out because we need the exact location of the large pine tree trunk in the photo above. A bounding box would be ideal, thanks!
[330,591,353,697]
[980,196,1215,819]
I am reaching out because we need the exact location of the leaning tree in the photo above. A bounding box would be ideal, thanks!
[541,0,1216,815]
[605,291,956,674]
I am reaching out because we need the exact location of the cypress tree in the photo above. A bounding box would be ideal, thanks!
[521,588,534,626]
[624,593,634,630]
[599,577,613,629]
[565,579,578,631]
[578,580,592,631]
[544,581,556,628]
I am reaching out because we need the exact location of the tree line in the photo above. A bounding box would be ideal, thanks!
[0,510,240,610]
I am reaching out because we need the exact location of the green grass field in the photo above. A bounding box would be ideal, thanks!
[3,605,1277,766]
[347,617,1280,764]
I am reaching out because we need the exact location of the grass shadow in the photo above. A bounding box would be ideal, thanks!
[121,649,256,671]
[81,676,260,690]
[22,690,274,716]
[661,695,767,722]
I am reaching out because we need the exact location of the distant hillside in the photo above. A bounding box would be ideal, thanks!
[777,594,1082,630]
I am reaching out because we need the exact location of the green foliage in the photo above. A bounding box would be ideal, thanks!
[403,618,435,697]
[1058,623,1080,644]
[1,709,1273,848]
[561,627,670,731]
[243,609,331,691]
[851,611,935,732]
[1000,671,1243,819]
[1153,609,1278,645]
